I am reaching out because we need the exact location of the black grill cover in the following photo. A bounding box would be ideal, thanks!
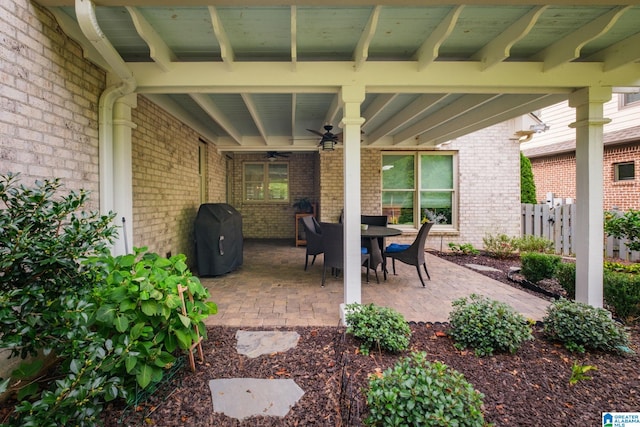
[195,203,243,276]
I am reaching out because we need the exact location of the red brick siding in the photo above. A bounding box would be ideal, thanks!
[529,143,640,210]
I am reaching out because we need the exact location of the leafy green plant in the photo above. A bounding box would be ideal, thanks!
[0,173,116,358]
[482,233,518,259]
[604,261,640,275]
[344,303,411,355]
[91,248,217,391]
[520,252,562,284]
[364,351,485,426]
[0,173,123,426]
[569,362,597,386]
[543,299,632,354]
[448,242,480,255]
[604,209,640,252]
[448,294,533,356]
[515,235,554,253]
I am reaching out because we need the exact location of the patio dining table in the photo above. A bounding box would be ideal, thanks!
[361,225,402,280]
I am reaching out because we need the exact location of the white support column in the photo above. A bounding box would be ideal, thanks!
[340,85,366,309]
[112,93,138,255]
[569,86,611,308]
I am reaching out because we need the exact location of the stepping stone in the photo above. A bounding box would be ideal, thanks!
[235,330,300,358]
[465,263,502,273]
[209,378,304,420]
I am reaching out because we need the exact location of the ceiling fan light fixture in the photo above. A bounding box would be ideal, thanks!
[321,139,335,151]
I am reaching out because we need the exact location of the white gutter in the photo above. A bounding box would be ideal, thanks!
[75,0,137,254]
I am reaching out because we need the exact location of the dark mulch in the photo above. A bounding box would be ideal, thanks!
[4,252,639,426]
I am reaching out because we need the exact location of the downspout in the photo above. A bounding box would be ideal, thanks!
[75,0,137,254]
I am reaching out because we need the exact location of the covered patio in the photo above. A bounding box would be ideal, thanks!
[203,239,550,327]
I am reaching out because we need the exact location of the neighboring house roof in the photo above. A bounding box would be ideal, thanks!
[522,125,640,159]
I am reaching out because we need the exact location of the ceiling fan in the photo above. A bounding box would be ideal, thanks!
[264,151,290,161]
[307,125,340,151]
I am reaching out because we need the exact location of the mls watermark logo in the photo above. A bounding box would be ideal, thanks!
[603,412,640,427]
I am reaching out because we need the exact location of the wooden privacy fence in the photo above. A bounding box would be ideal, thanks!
[521,204,640,261]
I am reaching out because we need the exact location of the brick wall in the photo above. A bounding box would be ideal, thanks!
[132,96,227,265]
[444,122,522,249]
[0,2,104,210]
[529,142,640,210]
[229,152,319,239]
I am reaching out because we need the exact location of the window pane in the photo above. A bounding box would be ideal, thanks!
[268,163,289,200]
[382,191,414,225]
[421,155,453,189]
[420,191,452,224]
[382,155,415,189]
[245,164,264,200]
[616,162,634,181]
[624,93,640,106]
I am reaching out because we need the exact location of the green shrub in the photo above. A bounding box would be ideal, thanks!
[515,235,554,253]
[520,252,562,284]
[364,352,485,427]
[448,294,533,356]
[91,248,217,392]
[448,242,480,255]
[345,303,411,355]
[482,233,518,258]
[554,262,576,298]
[604,261,640,275]
[603,270,640,321]
[543,299,632,354]
[520,152,537,204]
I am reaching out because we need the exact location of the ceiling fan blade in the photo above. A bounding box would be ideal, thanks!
[306,129,325,137]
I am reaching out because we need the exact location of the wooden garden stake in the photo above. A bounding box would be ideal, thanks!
[177,284,204,372]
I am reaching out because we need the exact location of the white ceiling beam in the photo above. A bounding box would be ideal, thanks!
[208,6,235,70]
[590,32,640,71]
[536,6,631,72]
[291,6,298,71]
[362,93,397,130]
[366,94,449,142]
[143,94,219,144]
[241,93,269,145]
[392,94,497,143]
[473,6,547,71]
[47,8,111,70]
[420,94,568,146]
[414,5,464,71]
[126,7,176,72]
[190,93,242,144]
[416,93,553,144]
[291,93,297,138]
[128,61,640,93]
[354,5,381,71]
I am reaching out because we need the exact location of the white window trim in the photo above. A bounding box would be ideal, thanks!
[381,150,458,231]
[243,161,290,202]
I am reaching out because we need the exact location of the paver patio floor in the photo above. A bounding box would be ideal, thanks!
[201,239,551,327]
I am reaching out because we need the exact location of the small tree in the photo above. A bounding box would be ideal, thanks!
[520,152,537,204]
[604,209,640,252]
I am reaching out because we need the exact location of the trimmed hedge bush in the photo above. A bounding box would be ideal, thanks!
[520,252,562,284]
[555,262,576,298]
[448,294,533,356]
[364,352,485,427]
[543,299,632,354]
[345,303,411,355]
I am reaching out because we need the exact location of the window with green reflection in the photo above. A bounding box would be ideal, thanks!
[244,162,289,202]
[382,152,457,228]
